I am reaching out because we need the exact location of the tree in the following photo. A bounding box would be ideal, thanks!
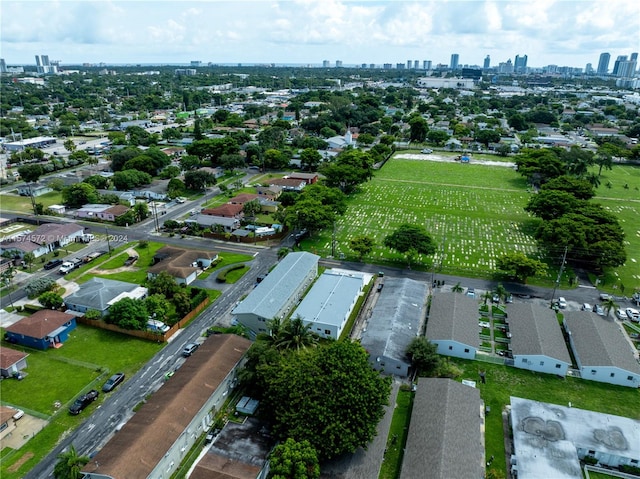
[274,315,319,351]
[452,282,464,293]
[525,190,581,221]
[62,183,99,208]
[112,169,152,190]
[268,438,320,479]
[426,129,450,146]
[601,297,618,318]
[54,445,89,479]
[83,175,110,190]
[133,202,150,222]
[243,199,262,218]
[406,337,440,376]
[145,294,171,322]
[474,129,501,147]
[63,139,77,153]
[540,175,595,200]
[106,297,148,330]
[300,148,322,171]
[384,223,437,268]
[496,252,547,283]
[23,251,36,272]
[180,155,201,171]
[257,126,287,150]
[160,165,181,179]
[148,271,179,299]
[38,291,64,309]
[261,340,391,460]
[17,164,44,183]
[173,289,192,318]
[284,197,335,235]
[408,115,428,142]
[349,235,375,261]
[184,169,215,190]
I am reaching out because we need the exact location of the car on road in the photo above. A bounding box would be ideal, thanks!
[557,297,567,309]
[625,308,640,322]
[616,309,628,320]
[182,342,199,357]
[592,304,605,316]
[102,373,125,393]
[69,389,99,415]
[44,259,64,270]
[421,148,433,154]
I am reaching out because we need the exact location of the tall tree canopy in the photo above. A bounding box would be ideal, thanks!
[384,223,437,268]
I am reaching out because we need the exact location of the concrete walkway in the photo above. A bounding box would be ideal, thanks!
[320,379,401,479]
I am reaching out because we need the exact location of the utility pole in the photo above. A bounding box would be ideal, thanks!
[105,226,112,256]
[550,246,568,308]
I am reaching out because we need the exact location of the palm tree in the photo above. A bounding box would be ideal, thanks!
[481,291,493,305]
[601,297,618,319]
[494,283,507,302]
[452,282,464,293]
[54,445,89,479]
[275,315,318,351]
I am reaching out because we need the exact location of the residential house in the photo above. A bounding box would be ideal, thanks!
[186,214,240,233]
[228,193,259,205]
[564,311,640,388]
[47,204,66,215]
[64,277,147,316]
[0,222,84,258]
[256,185,282,200]
[0,406,18,443]
[360,278,428,377]
[400,379,484,479]
[4,310,77,350]
[0,348,29,378]
[82,334,252,479]
[268,177,307,192]
[147,246,218,285]
[233,252,319,337]
[201,203,244,219]
[426,292,479,360]
[16,182,52,197]
[75,204,130,222]
[507,303,572,377]
[291,270,365,340]
[288,172,319,185]
[510,396,640,479]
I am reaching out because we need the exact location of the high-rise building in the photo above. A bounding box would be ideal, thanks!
[483,55,491,69]
[424,60,432,70]
[514,54,528,73]
[335,60,343,68]
[612,55,627,76]
[585,63,593,74]
[383,63,393,69]
[370,63,376,69]
[414,60,419,69]
[396,63,405,69]
[323,60,330,68]
[35,54,56,74]
[407,60,412,69]
[450,53,459,70]
[597,53,610,74]
[0,58,7,73]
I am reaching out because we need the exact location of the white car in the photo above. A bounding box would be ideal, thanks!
[421,148,433,154]
[12,408,24,420]
[557,297,567,309]
[625,308,640,322]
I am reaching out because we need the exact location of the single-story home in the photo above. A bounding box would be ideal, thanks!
[186,214,240,233]
[0,223,84,258]
[426,292,479,360]
[268,177,307,191]
[288,172,319,185]
[47,204,66,214]
[16,182,52,197]
[75,204,131,222]
[4,310,77,350]
[201,203,244,219]
[0,406,18,442]
[507,303,572,377]
[360,277,428,377]
[64,277,148,316]
[564,311,640,388]
[400,379,485,479]
[147,246,218,285]
[0,347,29,378]
[256,185,282,200]
[228,193,259,205]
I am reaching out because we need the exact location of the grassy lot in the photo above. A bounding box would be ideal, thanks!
[0,191,64,213]
[223,265,250,284]
[378,388,412,479]
[0,325,164,479]
[445,358,640,476]
[84,241,166,285]
[197,252,254,280]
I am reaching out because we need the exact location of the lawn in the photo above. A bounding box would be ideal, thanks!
[445,358,640,477]
[0,191,64,213]
[197,252,254,280]
[379,388,413,479]
[0,325,163,479]
[81,241,166,285]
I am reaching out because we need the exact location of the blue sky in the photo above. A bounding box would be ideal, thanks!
[1,0,638,68]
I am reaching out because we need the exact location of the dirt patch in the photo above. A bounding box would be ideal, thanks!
[7,451,34,472]
[395,152,516,168]
[89,248,140,275]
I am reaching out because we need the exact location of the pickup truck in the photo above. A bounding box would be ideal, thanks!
[59,259,83,275]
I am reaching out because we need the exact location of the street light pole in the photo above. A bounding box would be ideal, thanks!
[550,246,568,308]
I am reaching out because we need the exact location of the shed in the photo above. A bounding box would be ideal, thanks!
[235,397,259,415]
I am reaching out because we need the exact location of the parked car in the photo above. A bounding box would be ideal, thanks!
[505,294,513,303]
[581,303,592,311]
[58,261,76,275]
[557,297,567,309]
[615,309,628,320]
[147,319,170,334]
[182,342,199,357]
[599,293,611,301]
[625,308,640,322]
[421,148,433,154]
[592,304,605,316]
[492,294,500,304]
[44,259,64,270]
[12,408,24,421]
[466,288,475,298]
[69,390,99,415]
[124,256,138,266]
[102,373,125,393]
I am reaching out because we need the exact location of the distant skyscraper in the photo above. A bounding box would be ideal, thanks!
[483,55,490,69]
[585,63,593,74]
[414,60,419,69]
[514,54,528,73]
[424,60,432,70]
[396,63,405,69]
[370,63,376,69]
[35,54,55,74]
[0,58,6,73]
[335,60,343,68]
[597,52,610,74]
[612,55,627,76]
[407,60,412,69]
[323,60,330,68]
[383,63,393,69]
[450,53,459,70]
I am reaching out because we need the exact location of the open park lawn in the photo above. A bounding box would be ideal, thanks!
[306,157,543,279]
[0,325,163,479]
[446,358,640,476]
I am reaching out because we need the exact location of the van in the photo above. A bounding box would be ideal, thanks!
[147,319,170,333]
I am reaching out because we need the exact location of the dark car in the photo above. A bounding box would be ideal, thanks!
[44,259,64,270]
[69,389,99,415]
[182,342,199,357]
[124,256,138,266]
[102,373,125,393]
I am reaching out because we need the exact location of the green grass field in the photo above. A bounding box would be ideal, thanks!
[305,157,639,291]
[0,191,64,212]
[0,325,163,479]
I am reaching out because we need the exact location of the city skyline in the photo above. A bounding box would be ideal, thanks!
[1,0,638,69]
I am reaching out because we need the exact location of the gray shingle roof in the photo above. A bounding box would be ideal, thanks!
[401,378,484,479]
[508,303,571,363]
[233,252,319,319]
[564,311,640,373]
[64,277,143,312]
[360,278,427,363]
[427,292,479,347]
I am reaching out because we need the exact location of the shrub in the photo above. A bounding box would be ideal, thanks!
[138,240,149,248]
[38,292,64,309]
[23,304,44,314]
[216,263,245,283]
[25,277,56,298]
[85,309,102,320]
[190,289,208,308]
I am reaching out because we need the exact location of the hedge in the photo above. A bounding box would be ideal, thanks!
[216,264,246,283]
